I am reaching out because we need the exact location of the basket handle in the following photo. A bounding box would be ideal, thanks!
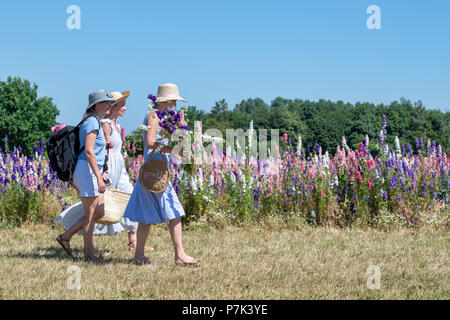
[148,148,168,164]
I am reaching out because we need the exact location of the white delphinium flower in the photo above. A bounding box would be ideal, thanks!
[395,136,401,155]
[342,136,349,151]
[248,120,254,150]
[383,144,389,157]
[230,172,236,184]
[208,174,214,187]
[365,134,369,147]
[333,175,339,187]
[197,168,203,190]
[296,136,302,156]
[248,176,254,190]
[322,151,330,170]
[191,175,198,193]
[241,173,246,192]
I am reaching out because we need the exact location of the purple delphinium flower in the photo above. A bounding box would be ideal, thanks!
[421,182,427,197]
[415,137,419,150]
[407,143,413,157]
[396,195,402,203]
[147,94,157,104]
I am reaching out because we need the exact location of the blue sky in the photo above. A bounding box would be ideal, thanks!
[1,0,449,134]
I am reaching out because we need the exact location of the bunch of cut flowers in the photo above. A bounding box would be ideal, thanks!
[140,94,197,175]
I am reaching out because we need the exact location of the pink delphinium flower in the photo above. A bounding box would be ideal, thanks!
[357,171,363,183]
[283,133,288,142]
[367,180,372,190]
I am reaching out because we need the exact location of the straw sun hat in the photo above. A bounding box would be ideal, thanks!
[155,83,187,103]
[110,90,130,106]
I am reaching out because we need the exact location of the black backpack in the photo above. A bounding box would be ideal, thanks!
[46,115,101,182]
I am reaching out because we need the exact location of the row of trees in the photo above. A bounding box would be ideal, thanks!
[1,76,449,157]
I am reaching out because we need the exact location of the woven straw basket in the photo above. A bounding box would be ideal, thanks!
[138,151,169,193]
[95,189,131,225]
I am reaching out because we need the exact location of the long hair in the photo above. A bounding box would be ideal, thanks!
[83,105,96,120]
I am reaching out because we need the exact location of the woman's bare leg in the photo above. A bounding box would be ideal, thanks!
[128,231,137,247]
[81,194,104,257]
[134,223,150,259]
[168,217,199,263]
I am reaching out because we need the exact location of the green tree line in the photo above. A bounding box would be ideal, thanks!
[128,97,449,157]
[1,77,448,157]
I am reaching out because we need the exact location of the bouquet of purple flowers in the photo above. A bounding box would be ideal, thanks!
[140,94,197,174]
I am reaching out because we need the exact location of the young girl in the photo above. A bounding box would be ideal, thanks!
[123,83,200,265]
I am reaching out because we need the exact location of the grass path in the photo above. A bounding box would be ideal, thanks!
[0,224,448,299]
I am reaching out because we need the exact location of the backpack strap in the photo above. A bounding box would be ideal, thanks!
[76,115,102,156]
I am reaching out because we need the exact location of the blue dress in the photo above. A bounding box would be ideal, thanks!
[123,112,185,225]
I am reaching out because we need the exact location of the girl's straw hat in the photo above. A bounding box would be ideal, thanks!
[110,90,130,106]
[156,83,187,103]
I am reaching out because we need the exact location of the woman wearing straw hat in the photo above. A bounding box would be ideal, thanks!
[123,83,201,265]
[94,91,140,247]
[56,89,115,260]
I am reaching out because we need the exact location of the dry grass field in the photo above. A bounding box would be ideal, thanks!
[0,223,448,300]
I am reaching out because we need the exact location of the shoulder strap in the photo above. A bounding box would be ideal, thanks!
[75,115,102,155]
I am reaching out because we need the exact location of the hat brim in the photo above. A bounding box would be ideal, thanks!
[86,97,116,110]
[156,96,187,103]
[111,91,131,106]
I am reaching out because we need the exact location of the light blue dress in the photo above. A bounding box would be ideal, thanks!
[123,112,185,225]
[73,115,105,197]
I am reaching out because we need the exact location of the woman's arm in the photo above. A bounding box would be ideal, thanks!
[102,121,113,155]
[84,131,106,193]
[145,111,174,154]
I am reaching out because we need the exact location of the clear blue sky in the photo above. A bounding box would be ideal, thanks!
[1,0,449,134]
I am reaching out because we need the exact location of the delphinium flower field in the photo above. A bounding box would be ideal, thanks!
[0,136,75,226]
[132,115,448,229]
[1,115,448,230]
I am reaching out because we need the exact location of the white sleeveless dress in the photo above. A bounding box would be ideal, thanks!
[55,119,138,236]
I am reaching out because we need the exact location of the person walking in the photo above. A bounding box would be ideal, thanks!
[56,89,115,259]
[97,91,139,249]
[123,83,201,266]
